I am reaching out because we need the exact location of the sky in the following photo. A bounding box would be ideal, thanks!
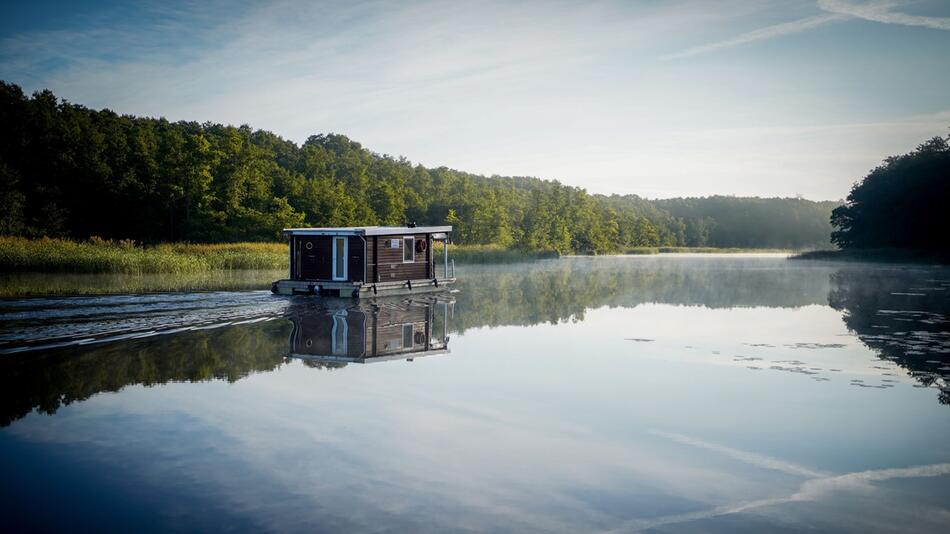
[1,0,948,200]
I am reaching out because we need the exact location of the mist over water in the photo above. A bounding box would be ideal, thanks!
[2,256,950,532]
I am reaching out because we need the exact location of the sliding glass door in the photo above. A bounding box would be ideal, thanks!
[332,237,348,280]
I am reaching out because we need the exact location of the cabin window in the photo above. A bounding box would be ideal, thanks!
[403,236,414,262]
[402,324,414,349]
[389,239,400,248]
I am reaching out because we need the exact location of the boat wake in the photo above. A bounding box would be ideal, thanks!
[0,291,296,354]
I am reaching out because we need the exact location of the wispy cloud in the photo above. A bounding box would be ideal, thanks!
[792,462,950,500]
[616,430,950,532]
[660,12,846,60]
[614,461,950,532]
[650,430,828,478]
[819,0,950,31]
[662,0,950,61]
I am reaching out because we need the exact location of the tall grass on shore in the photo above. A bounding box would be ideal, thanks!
[0,237,559,275]
[624,246,794,255]
[0,270,287,298]
[0,237,800,277]
[0,236,288,274]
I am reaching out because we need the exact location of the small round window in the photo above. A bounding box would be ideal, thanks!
[305,242,313,250]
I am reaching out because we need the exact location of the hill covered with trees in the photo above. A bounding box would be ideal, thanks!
[0,81,837,253]
[831,134,950,252]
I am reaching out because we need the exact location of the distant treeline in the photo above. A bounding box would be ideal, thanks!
[831,133,950,252]
[0,81,837,252]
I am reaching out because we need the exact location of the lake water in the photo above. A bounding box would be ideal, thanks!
[2,256,950,533]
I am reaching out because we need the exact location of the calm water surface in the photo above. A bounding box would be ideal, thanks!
[2,256,950,532]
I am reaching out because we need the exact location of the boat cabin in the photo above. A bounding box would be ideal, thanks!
[272,225,454,297]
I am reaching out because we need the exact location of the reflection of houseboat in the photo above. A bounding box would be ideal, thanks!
[288,298,452,364]
[272,226,455,297]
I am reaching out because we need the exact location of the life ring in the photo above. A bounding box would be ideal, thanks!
[415,239,427,253]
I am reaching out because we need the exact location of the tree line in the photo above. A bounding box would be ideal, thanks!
[831,133,950,252]
[0,81,837,252]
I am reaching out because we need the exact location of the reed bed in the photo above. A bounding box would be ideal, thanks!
[0,270,286,298]
[624,246,794,255]
[0,237,561,275]
[623,247,660,255]
[657,246,793,254]
[0,236,288,274]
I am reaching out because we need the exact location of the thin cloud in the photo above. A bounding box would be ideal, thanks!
[660,13,846,60]
[661,0,950,61]
[616,461,950,532]
[650,430,827,478]
[818,0,950,31]
[620,430,950,532]
[793,462,950,500]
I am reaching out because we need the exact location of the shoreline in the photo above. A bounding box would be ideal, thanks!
[1,236,812,275]
[1,248,808,298]
[621,246,797,255]
[791,249,950,265]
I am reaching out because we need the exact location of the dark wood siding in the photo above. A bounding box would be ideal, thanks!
[348,236,364,282]
[295,235,364,282]
[289,236,296,279]
[372,233,430,282]
[298,236,332,280]
[292,311,367,358]
[371,305,430,356]
[292,232,434,283]
[425,234,431,278]
[367,237,377,283]
[289,303,433,360]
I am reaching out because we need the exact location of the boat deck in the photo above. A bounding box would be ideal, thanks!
[272,277,456,297]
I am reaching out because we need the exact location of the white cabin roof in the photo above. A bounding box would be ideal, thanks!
[282,225,452,237]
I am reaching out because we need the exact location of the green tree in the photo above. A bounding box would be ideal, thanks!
[832,134,950,251]
[0,80,844,252]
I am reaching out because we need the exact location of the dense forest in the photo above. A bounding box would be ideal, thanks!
[0,81,837,252]
[831,134,950,252]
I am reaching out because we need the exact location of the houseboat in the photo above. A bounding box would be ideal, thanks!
[272,225,455,297]
[287,297,452,364]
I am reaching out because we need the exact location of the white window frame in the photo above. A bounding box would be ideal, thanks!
[403,236,415,263]
[331,311,348,355]
[332,236,348,280]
